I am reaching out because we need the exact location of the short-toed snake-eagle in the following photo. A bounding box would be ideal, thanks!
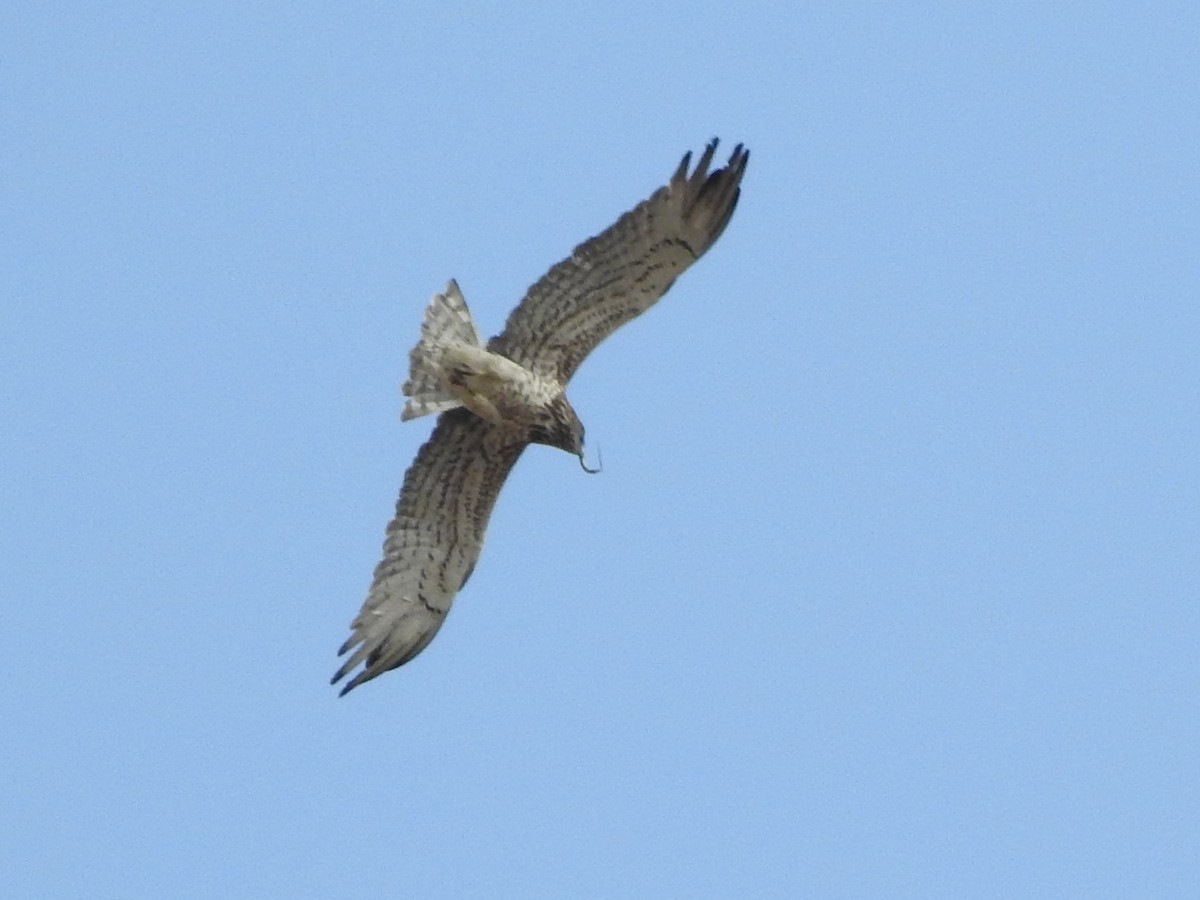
[332,139,748,694]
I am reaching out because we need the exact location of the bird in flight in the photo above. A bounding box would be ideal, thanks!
[332,139,749,694]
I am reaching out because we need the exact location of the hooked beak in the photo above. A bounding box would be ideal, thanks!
[577,445,602,474]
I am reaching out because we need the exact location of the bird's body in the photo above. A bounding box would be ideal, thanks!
[400,281,584,454]
[332,139,749,694]
[433,340,560,429]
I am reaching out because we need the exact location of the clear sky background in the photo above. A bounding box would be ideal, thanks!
[4,3,1198,897]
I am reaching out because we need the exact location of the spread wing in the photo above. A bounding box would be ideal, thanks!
[334,139,748,695]
[489,139,749,382]
[331,409,526,695]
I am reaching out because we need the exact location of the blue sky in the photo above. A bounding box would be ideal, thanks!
[4,2,1198,897]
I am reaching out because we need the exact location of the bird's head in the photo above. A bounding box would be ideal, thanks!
[530,396,600,474]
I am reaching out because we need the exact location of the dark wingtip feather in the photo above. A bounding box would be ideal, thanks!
[729,143,749,171]
[332,664,366,696]
[693,139,718,182]
[672,150,693,183]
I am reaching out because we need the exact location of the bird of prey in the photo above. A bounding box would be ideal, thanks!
[332,139,749,694]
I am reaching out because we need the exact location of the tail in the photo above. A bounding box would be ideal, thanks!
[401,280,485,421]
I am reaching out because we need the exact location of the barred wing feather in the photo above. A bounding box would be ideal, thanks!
[491,139,748,382]
[331,410,526,695]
